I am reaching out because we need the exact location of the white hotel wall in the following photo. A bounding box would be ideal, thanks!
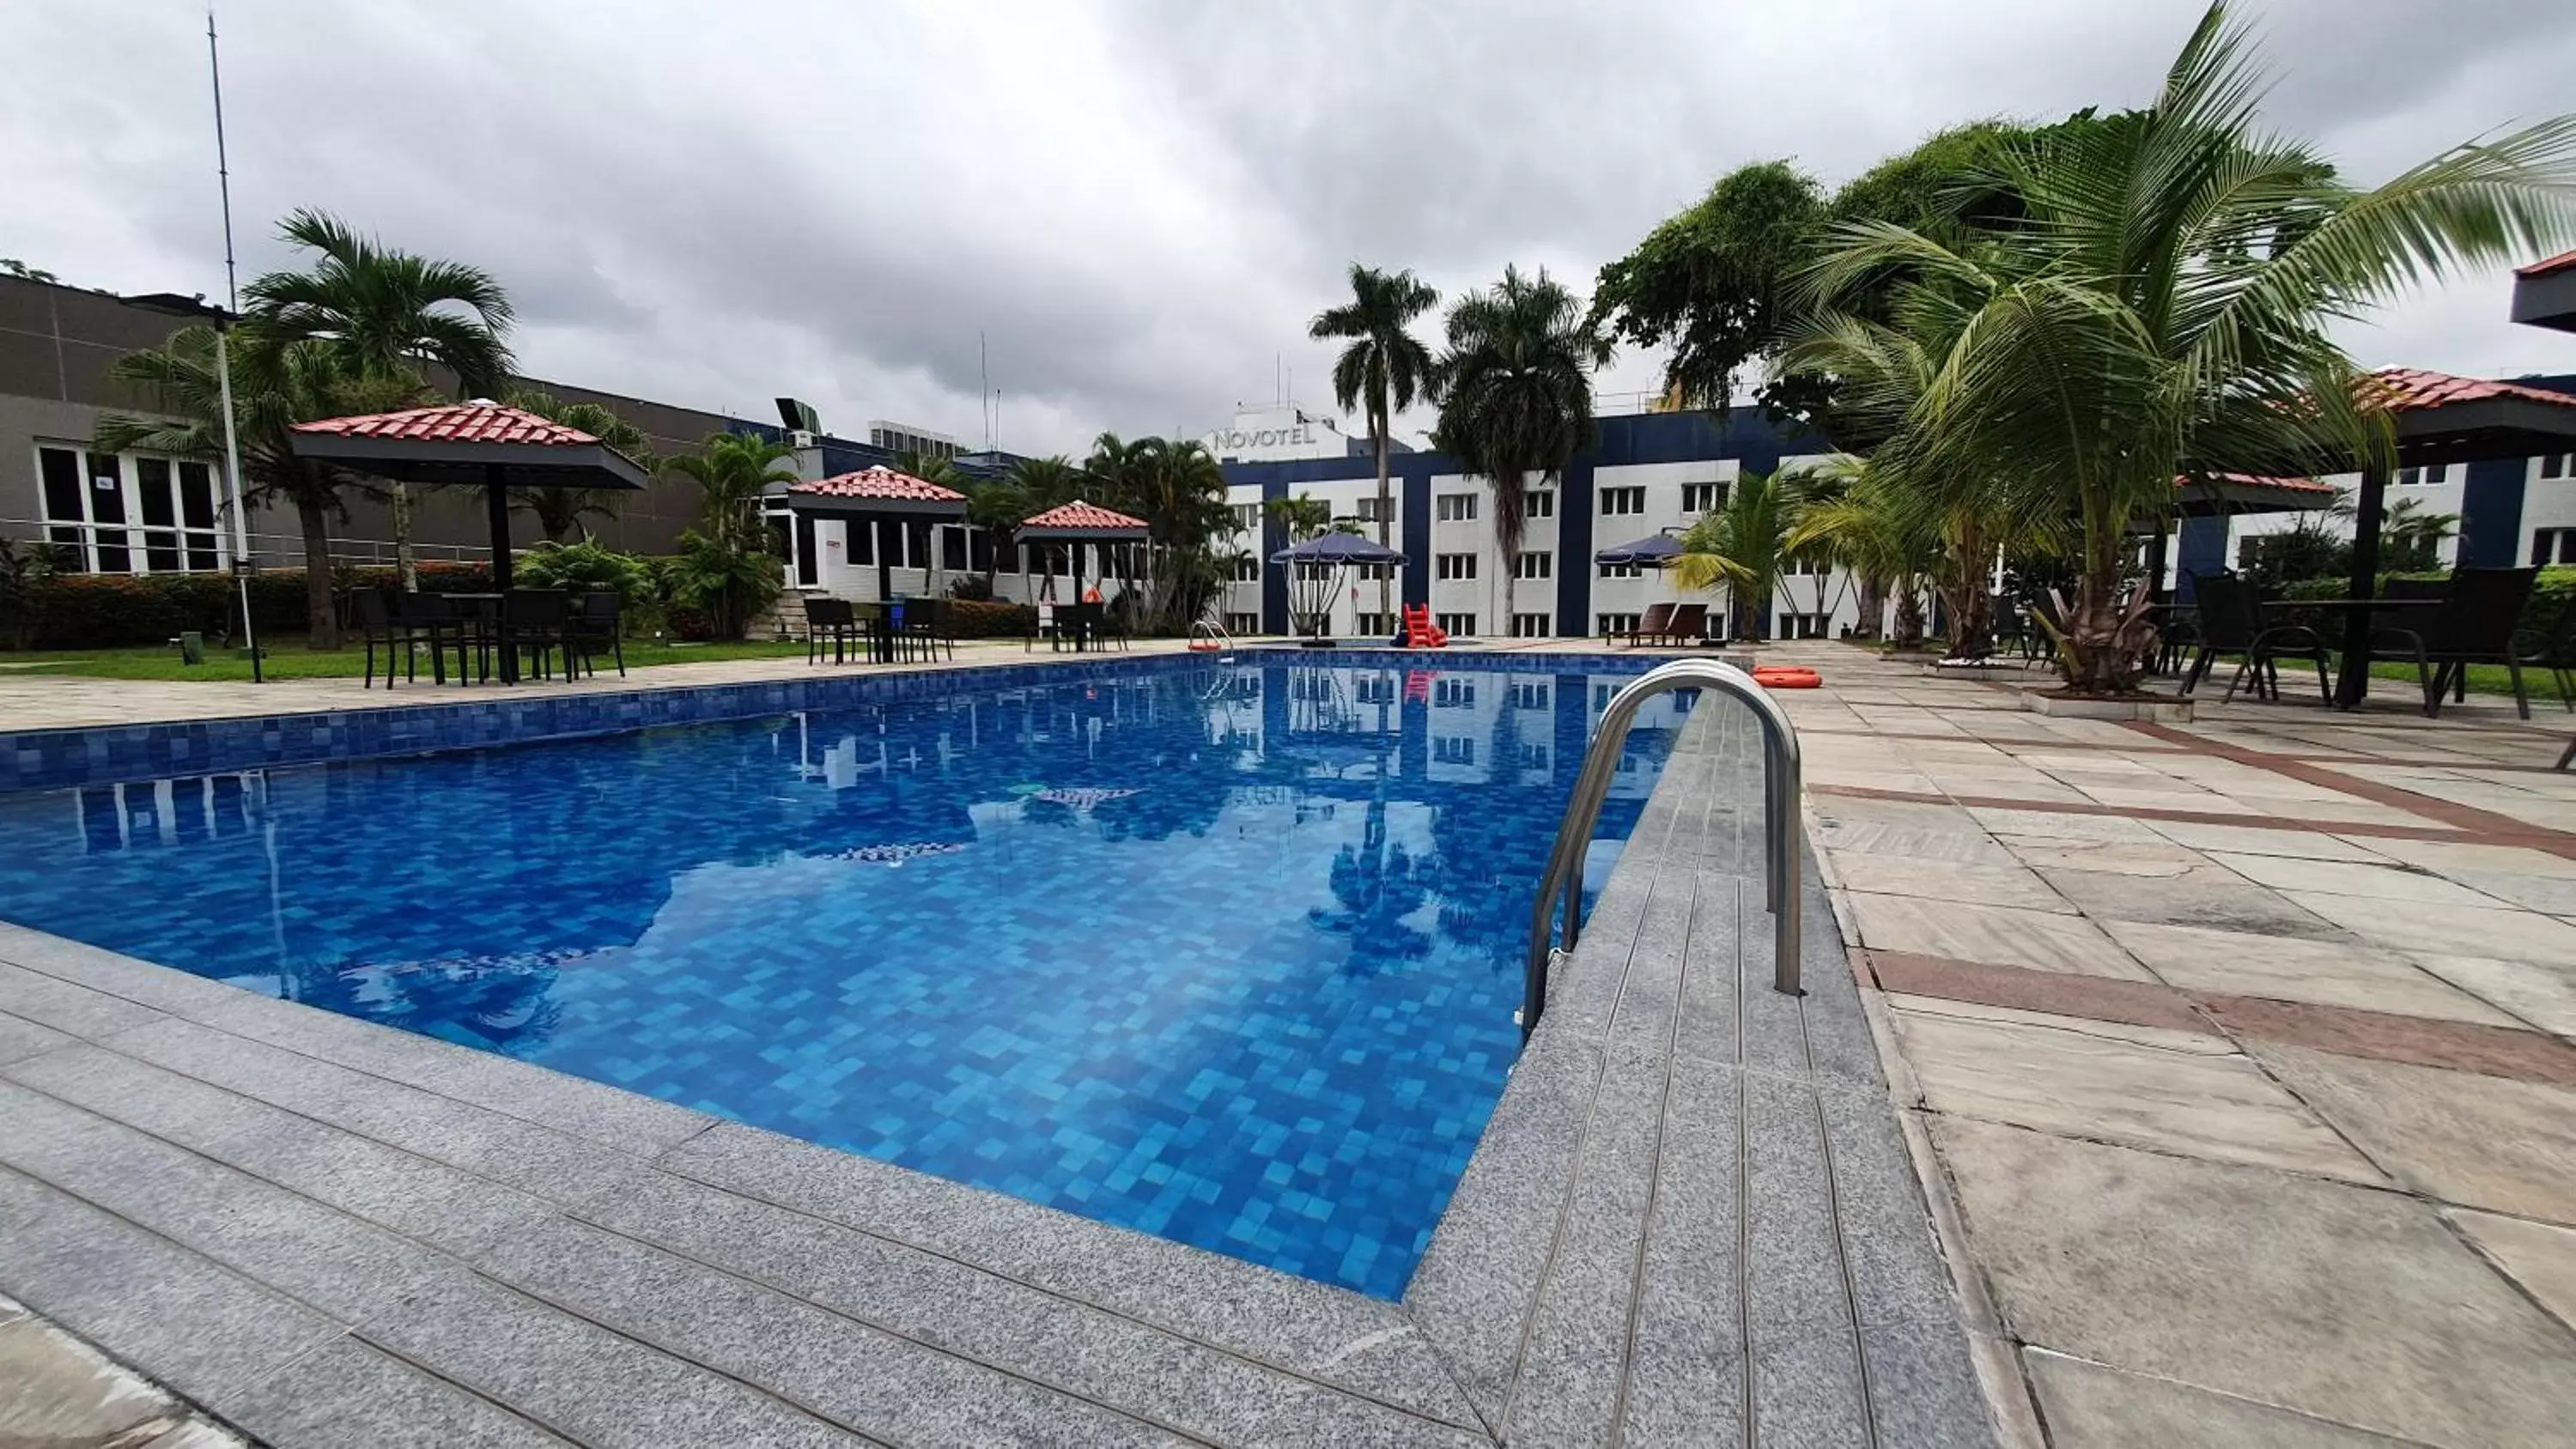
[2179,455,2576,580]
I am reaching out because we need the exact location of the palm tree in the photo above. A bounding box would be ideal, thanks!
[965,480,1034,592]
[245,209,515,589]
[505,390,658,543]
[1799,3,2576,691]
[663,431,797,552]
[1433,266,1610,631]
[1310,264,1438,619]
[1789,461,1940,646]
[1673,467,1807,640]
[988,455,1082,595]
[97,326,422,647]
[1007,455,1085,510]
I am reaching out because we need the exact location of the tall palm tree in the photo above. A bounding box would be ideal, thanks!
[664,432,797,552]
[1433,266,1611,630]
[1800,3,2576,691]
[1310,264,1438,618]
[1006,455,1084,511]
[97,326,425,647]
[1788,460,1940,646]
[245,209,516,589]
[505,390,657,543]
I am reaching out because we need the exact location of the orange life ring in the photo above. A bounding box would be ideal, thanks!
[1750,666,1822,688]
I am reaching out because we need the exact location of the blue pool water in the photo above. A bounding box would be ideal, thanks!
[0,655,1687,1297]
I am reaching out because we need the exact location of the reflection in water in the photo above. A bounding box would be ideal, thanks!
[0,658,1690,1298]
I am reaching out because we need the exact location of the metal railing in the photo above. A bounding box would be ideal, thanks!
[2,519,487,569]
[1521,658,1805,1039]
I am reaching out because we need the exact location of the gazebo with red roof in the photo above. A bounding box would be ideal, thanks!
[290,400,653,682]
[2328,366,2576,706]
[1015,500,1150,604]
[779,466,969,605]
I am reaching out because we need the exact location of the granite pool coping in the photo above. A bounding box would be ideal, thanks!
[0,696,1999,1447]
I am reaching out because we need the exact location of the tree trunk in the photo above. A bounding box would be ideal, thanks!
[392,482,418,591]
[1372,403,1392,624]
[1856,574,1886,641]
[1892,582,1924,647]
[296,496,337,649]
[2059,509,2141,693]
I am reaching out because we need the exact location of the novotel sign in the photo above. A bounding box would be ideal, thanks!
[1206,423,1321,454]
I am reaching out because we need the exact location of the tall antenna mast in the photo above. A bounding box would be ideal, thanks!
[979,331,990,450]
[207,9,258,681]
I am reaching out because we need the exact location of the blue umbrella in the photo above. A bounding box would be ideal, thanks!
[1269,532,1408,566]
[1595,532,1684,567]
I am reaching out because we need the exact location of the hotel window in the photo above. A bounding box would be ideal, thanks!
[1224,611,1261,635]
[1230,503,1261,533]
[1510,681,1551,709]
[1597,561,1643,580]
[1681,481,1726,513]
[1437,493,1479,521]
[1352,496,1387,522]
[2533,529,2576,566]
[2395,464,2451,487]
[1596,612,1641,637]
[2543,454,2574,479]
[1510,612,1552,638]
[1526,490,1554,518]
[1354,561,1394,581]
[1355,672,1397,702]
[1516,743,1551,771]
[1434,678,1477,707]
[1436,553,1478,580]
[1437,611,1476,637]
[1230,555,1260,582]
[37,445,225,574]
[1433,736,1475,766]
[1600,486,1646,515]
[1515,551,1552,579]
[1355,612,1395,637]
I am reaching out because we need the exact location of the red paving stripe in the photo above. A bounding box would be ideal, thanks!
[1861,948,2576,1088]
[2125,720,2576,860]
[1862,950,2208,1034]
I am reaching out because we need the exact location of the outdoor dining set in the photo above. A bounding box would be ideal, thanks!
[1996,567,2575,718]
[353,586,625,689]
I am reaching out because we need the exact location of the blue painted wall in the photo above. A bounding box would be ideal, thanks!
[2458,457,2529,568]
[2175,514,2231,599]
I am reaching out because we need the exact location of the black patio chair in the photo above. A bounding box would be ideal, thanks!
[2362,576,2454,714]
[353,587,434,688]
[569,590,625,678]
[2416,568,2540,719]
[804,597,858,664]
[507,589,575,683]
[902,597,956,662]
[2178,571,2331,704]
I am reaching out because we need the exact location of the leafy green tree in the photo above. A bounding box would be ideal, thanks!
[1433,266,1610,630]
[97,326,422,646]
[243,209,516,590]
[1267,494,1338,637]
[1802,4,2576,691]
[1672,468,1811,640]
[664,432,796,553]
[1589,162,1826,414]
[505,390,658,543]
[1788,459,1938,646]
[1006,455,1084,510]
[1310,264,1438,617]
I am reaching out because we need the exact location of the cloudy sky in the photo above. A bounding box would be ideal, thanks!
[8,1,2575,455]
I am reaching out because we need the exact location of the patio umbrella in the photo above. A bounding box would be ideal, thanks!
[1593,532,1685,568]
[1267,531,1406,566]
[2331,368,2576,706]
[1019,500,1151,603]
[289,401,651,682]
[779,466,968,603]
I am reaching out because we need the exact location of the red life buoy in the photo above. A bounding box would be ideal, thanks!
[1750,666,1822,688]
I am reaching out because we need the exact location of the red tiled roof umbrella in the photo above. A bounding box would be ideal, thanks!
[2329,367,2576,707]
[780,467,968,605]
[289,401,652,682]
[1016,500,1150,605]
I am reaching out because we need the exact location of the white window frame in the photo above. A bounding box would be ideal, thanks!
[1436,553,1478,580]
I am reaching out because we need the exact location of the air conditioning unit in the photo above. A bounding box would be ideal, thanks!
[789,429,817,449]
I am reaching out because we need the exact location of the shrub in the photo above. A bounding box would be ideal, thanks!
[947,598,1035,638]
[946,573,995,601]
[13,561,501,650]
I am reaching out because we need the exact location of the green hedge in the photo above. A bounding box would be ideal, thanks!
[9,562,496,651]
[948,599,1035,638]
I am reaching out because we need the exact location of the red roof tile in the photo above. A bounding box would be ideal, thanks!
[2518,249,2576,280]
[785,466,966,503]
[2365,367,2576,412]
[288,400,602,446]
[1021,500,1151,531]
[2178,472,2335,495]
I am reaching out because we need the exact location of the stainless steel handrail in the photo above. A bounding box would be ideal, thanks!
[1520,658,1804,1039]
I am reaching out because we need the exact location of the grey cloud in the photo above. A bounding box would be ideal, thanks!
[5,0,2573,458]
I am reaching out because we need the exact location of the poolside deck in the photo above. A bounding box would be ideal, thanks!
[0,673,1998,1446]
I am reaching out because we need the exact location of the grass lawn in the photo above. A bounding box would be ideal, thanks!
[2366,658,2571,707]
[0,638,812,682]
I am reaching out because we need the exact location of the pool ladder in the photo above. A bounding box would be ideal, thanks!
[1520,659,1806,1040]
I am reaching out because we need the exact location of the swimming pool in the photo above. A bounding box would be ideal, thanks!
[0,653,1690,1297]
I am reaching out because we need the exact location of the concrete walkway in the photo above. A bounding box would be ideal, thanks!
[1776,643,2576,1447]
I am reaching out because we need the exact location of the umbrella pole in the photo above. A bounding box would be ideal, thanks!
[485,464,517,684]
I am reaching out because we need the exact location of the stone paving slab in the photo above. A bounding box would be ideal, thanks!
[0,676,1999,1447]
